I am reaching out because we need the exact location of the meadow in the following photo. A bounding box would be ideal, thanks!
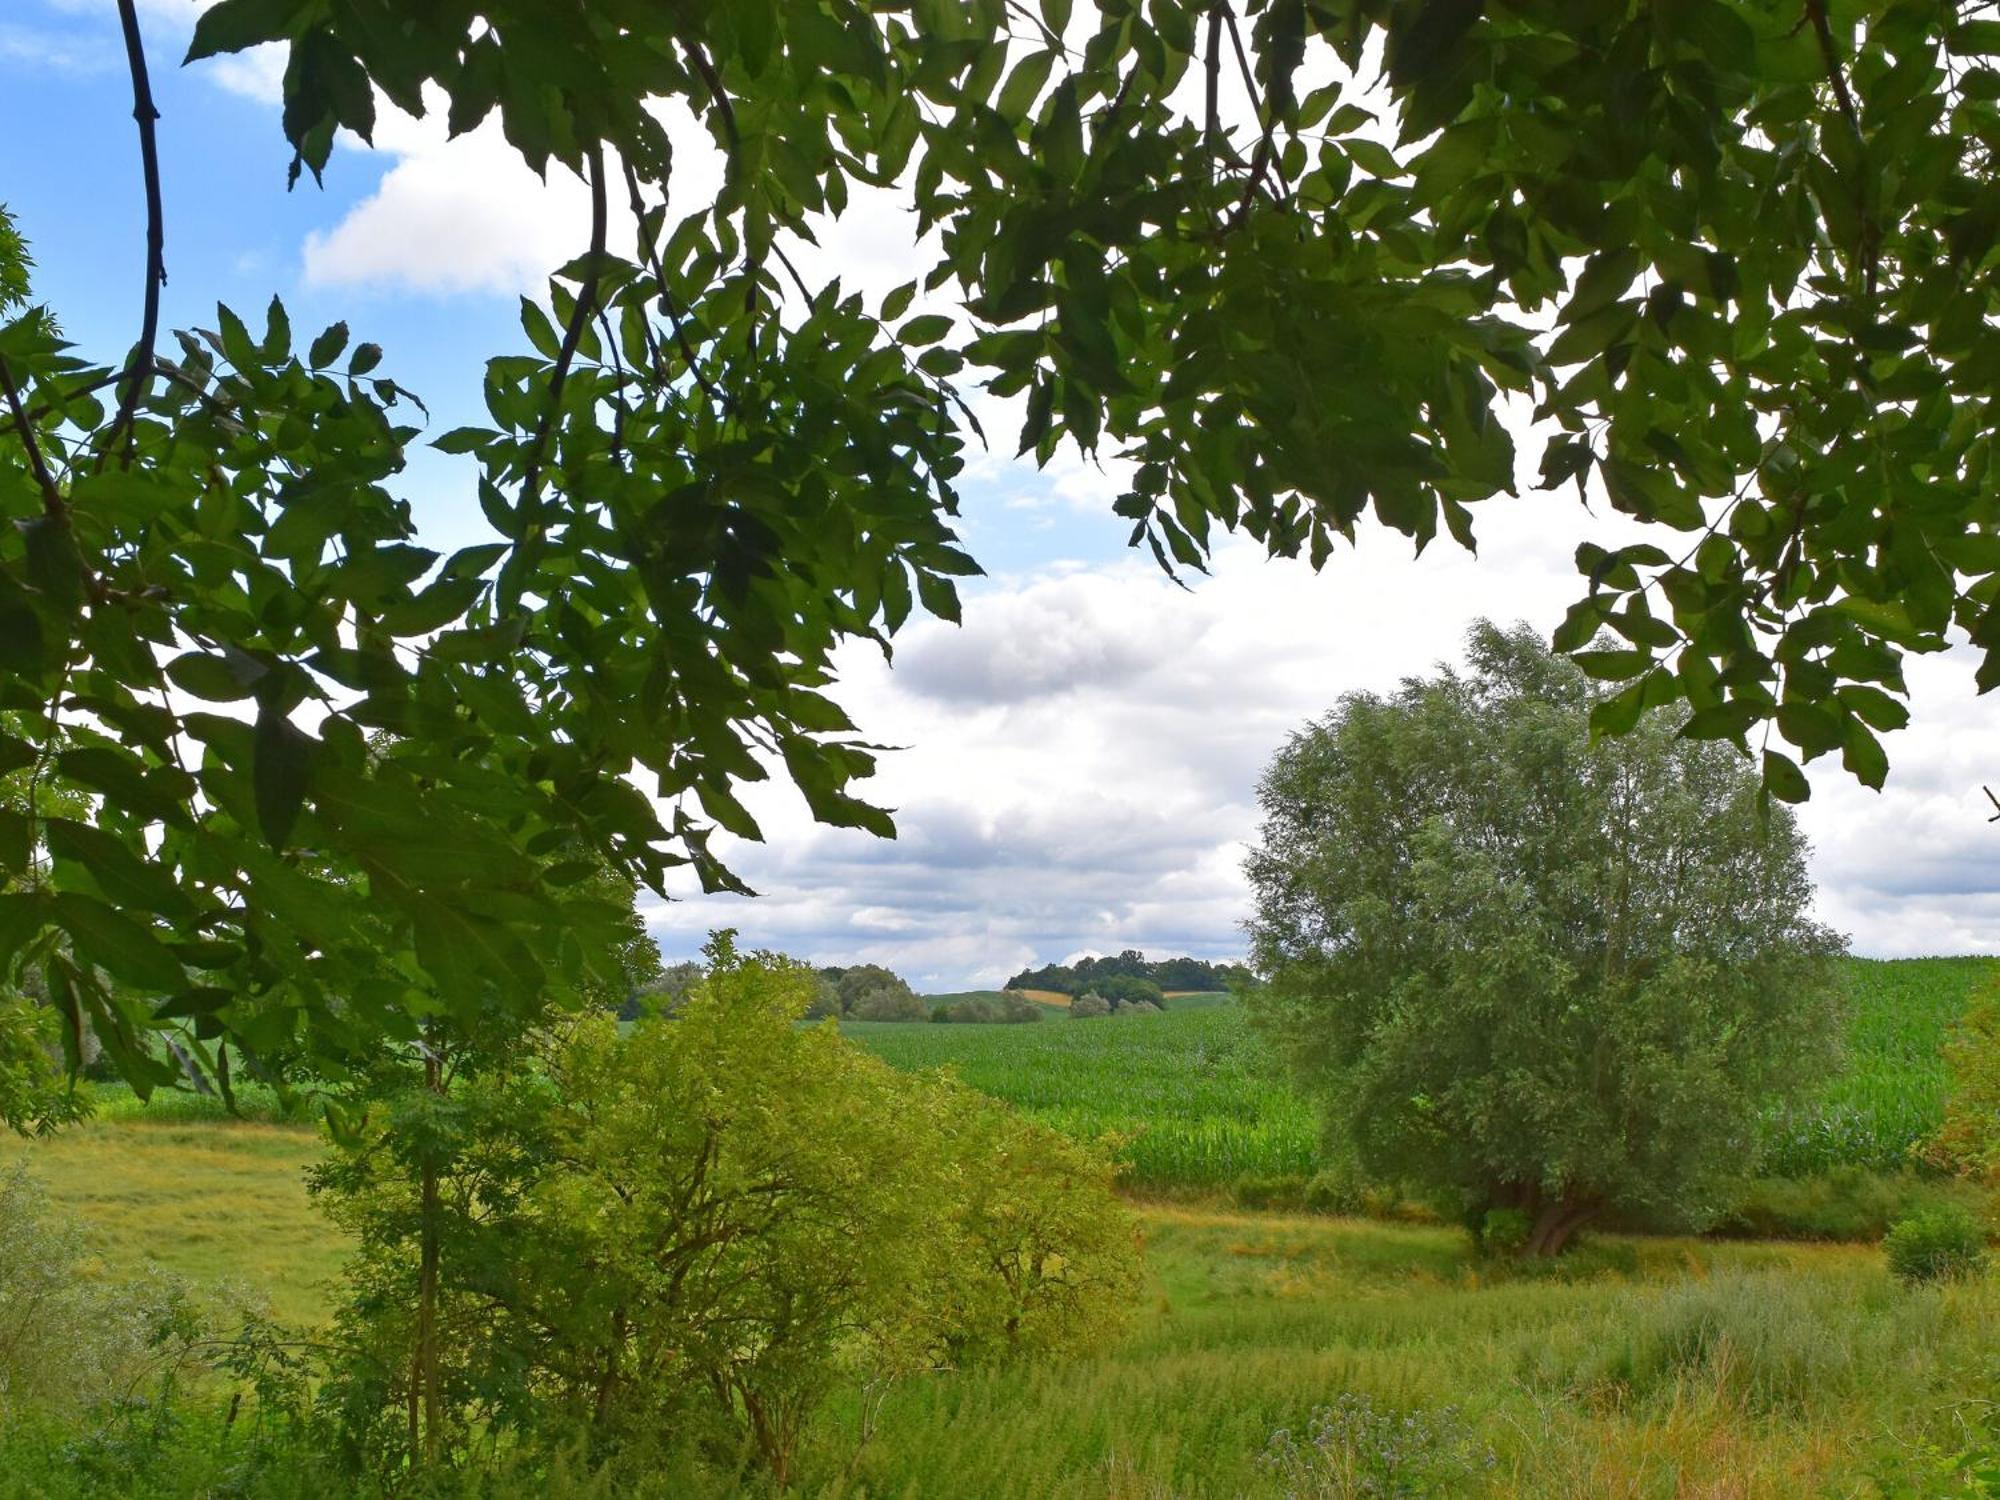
[1,956,1996,1495]
[1,1120,1995,1497]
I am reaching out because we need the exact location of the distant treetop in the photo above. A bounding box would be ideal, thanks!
[1006,951,1252,997]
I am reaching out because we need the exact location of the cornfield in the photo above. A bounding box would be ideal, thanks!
[852,957,1995,1191]
[845,1003,1319,1187]
[1758,956,1995,1176]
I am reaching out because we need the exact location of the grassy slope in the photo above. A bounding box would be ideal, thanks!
[4,1120,1993,1496]
[0,1120,338,1324]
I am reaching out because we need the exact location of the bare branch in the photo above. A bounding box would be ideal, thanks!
[521,142,609,510]
[0,358,65,517]
[104,0,166,469]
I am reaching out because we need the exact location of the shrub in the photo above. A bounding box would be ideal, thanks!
[1474,1206,1533,1259]
[1117,999,1162,1016]
[0,1164,202,1417]
[311,937,1139,1486]
[1070,992,1110,1018]
[1925,985,2000,1190]
[1235,1173,1310,1211]
[931,1003,954,1023]
[1259,1394,1493,1497]
[996,991,1043,1023]
[1303,1164,1365,1216]
[1710,1169,1981,1242]
[1095,975,1166,1010]
[1885,1203,1992,1285]
[851,984,928,1022]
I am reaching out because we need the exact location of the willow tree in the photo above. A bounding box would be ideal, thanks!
[1245,623,1846,1253]
[0,1,1991,1089]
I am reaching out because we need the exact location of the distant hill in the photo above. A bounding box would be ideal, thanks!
[1004,950,1253,997]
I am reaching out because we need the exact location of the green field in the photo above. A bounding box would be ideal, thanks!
[1762,956,1996,1175]
[859,959,1997,1193]
[2,1119,1996,1497]
[847,1001,1317,1187]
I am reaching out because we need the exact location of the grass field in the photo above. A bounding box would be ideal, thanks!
[1,1120,1994,1496]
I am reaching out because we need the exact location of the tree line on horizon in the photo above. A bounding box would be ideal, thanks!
[1006,951,1253,997]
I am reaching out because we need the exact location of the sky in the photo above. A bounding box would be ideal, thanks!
[6,2,1999,990]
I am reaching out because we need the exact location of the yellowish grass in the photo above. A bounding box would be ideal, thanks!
[0,1117,340,1324]
[1018,987,1071,1007]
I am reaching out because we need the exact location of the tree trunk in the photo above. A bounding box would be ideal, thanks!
[416,1049,443,1467]
[1526,1193,1600,1257]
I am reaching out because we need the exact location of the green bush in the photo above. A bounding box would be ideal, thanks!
[1712,1170,1985,1242]
[1303,1164,1365,1215]
[311,938,1141,1486]
[1070,992,1111,1019]
[1475,1207,1533,1259]
[1885,1204,1992,1286]
[851,984,928,1022]
[0,1164,209,1420]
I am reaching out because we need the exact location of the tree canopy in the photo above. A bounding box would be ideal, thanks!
[1,0,1990,1091]
[1245,623,1846,1253]
[1007,951,1249,995]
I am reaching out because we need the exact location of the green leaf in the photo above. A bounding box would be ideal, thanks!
[899,314,953,346]
[253,709,315,851]
[1763,749,1810,804]
[51,892,185,991]
[308,320,350,367]
[1841,719,1888,791]
[185,0,301,62]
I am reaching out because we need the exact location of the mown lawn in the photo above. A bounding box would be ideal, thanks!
[4,1119,1994,1497]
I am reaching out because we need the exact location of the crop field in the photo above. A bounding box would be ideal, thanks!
[847,1002,1317,1187]
[1761,956,1996,1175]
[858,960,1996,1193]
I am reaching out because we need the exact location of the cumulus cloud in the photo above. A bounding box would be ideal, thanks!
[638,493,2000,988]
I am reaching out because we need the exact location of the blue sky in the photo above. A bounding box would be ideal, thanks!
[8,2,2000,989]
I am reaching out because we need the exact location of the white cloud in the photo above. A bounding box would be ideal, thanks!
[638,494,2000,988]
[302,103,607,294]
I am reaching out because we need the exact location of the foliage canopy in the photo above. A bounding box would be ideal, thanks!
[1246,623,1846,1252]
[2,0,1992,1088]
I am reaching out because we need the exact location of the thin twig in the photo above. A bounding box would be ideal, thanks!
[104,0,166,469]
[1804,0,1877,298]
[0,359,65,516]
[1204,3,1223,169]
[520,142,609,510]
[621,160,727,410]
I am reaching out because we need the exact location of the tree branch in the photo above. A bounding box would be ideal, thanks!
[520,142,609,510]
[1804,0,1877,298]
[622,160,727,411]
[105,0,166,469]
[0,358,65,517]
